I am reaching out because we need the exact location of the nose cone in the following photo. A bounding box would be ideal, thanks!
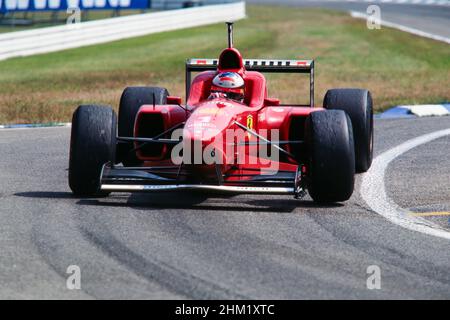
[184,100,235,143]
[181,100,238,175]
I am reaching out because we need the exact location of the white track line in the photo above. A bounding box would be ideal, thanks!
[350,11,450,44]
[361,128,450,240]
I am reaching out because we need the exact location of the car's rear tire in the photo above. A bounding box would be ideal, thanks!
[69,105,117,196]
[305,110,355,203]
[324,88,373,173]
[117,86,169,166]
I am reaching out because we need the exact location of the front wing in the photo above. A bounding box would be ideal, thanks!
[99,164,304,197]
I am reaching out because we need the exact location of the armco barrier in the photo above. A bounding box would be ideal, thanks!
[0,1,246,61]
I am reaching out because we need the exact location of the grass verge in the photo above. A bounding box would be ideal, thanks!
[0,5,448,124]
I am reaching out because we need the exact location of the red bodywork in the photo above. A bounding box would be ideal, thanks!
[133,48,321,184]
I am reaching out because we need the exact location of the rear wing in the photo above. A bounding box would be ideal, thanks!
[185,58,315,107]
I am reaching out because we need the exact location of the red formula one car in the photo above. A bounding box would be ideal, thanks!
[69,23,373,203]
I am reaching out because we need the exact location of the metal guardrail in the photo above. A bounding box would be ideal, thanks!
[0,1,246,61]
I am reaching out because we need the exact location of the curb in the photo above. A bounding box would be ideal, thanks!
[377,104,450,119]
[0,122,71,129]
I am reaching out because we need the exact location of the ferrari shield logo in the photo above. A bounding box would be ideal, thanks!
[246,115,254,138]
[246,115,253,130]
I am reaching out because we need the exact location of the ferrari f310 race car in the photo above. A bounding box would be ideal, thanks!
[69,23,373,203]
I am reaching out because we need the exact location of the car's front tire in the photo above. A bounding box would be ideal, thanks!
[69,105,116,196]
[305,110,355,203]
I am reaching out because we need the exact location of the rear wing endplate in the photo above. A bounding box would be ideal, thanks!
[186,58,315,107]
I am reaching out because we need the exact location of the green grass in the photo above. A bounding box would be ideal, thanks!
[0,5,448,124]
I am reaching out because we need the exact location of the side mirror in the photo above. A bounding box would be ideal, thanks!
[264,98,280,106]
[167,96,183,105]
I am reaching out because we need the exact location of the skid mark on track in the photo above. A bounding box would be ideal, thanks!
[80,227,248,300]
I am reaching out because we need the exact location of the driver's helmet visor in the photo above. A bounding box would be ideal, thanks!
[210,86,245,102]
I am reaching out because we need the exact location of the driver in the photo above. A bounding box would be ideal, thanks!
[208,72,245,103]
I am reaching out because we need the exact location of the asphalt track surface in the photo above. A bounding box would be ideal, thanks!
[0,116,449,299]
[248,0,450,40]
